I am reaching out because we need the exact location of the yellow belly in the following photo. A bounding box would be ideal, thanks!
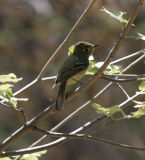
[66,69,86,86]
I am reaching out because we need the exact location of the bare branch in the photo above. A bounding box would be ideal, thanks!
[111,49,145,64]
[26,51,145,150]
[1,88,144,157]
[33,127,145,153]
[66,0,144,101]
[0,0,144,156]
[117,84,130,99]
[5,48,144,156]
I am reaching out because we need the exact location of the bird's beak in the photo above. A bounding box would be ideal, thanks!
[93,44,100,48]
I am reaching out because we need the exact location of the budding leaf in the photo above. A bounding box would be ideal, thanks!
[0,73,22,83]
[68,45,75,56]
[100,7,128,24]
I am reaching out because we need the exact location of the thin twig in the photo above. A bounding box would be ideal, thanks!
[33,127,145,152]
[111,49,145,64]
[0,102,27,123]
[117,84,130,99]
[102,75,141,83]
[104,74,145,77]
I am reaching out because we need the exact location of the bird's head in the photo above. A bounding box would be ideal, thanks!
[73,41,99,58]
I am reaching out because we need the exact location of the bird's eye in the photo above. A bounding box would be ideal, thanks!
[83,48,89,53]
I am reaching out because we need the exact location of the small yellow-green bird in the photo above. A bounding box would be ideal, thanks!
[55,41,99,111]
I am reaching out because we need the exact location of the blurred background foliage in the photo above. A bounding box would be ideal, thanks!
[0,0,145,159]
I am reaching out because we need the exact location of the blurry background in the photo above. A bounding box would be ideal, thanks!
[0,0,145,159]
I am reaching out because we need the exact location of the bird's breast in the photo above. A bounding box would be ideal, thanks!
[66,68,87,86]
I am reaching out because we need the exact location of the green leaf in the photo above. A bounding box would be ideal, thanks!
[0,84,13,90]
[130,108,145,118]
[21,155,38,160]
[86,60,99,75]
[138,77,145,81]
[92,103,123,116]
[100,7,128,24]
[0,73,22,83]
[104,65,122,74]
[0,88,16,108]
[86,61,122,75]
[5,88,17,108]
[33,150,47,156]
[134,32,145,41]
[0,158,11,160]
[68,45,75,56]
[138,81,145,90]
[20,150,47,160]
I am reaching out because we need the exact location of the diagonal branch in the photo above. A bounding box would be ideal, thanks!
[70,0,144,100]
[33,127,145,152]
[0,0,97,153]
[1,89,144,157]
[23,52,145,151]
[0,0,144,155]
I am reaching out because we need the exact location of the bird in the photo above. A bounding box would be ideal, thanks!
[55,41,99,111]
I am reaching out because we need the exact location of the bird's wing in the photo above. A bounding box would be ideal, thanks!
[56,57,89,85]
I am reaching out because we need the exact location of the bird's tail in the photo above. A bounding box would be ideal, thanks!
[55,81,66,111]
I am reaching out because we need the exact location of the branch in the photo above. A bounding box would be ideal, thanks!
[32,127,145,152]
[111,49,145,64]
[1,89,144,157]
[101,74,143,83]
[23,51,145,151]
[0,0,97,153]
[69,0,144,100]
[0,0,144,155]
[5,50,145,156]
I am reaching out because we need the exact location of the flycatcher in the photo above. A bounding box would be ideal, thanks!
[55,41,98,111]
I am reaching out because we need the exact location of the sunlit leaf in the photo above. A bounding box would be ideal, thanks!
[32,150,47,156]
[138,77,145,81]
[20,150,47,160]
[0,158,11,160]
[86,60,99,75]
[130,108,145,118]
[92,103,123,116]
[0,73,22,83]
[100,7,128,24]
[86,61,122,75]
[0,84,13,90]
[138,81,145,90]
[21,154,38,160]
[68,45,75,56]
[104,65,122,74]
[0,88,16,108]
